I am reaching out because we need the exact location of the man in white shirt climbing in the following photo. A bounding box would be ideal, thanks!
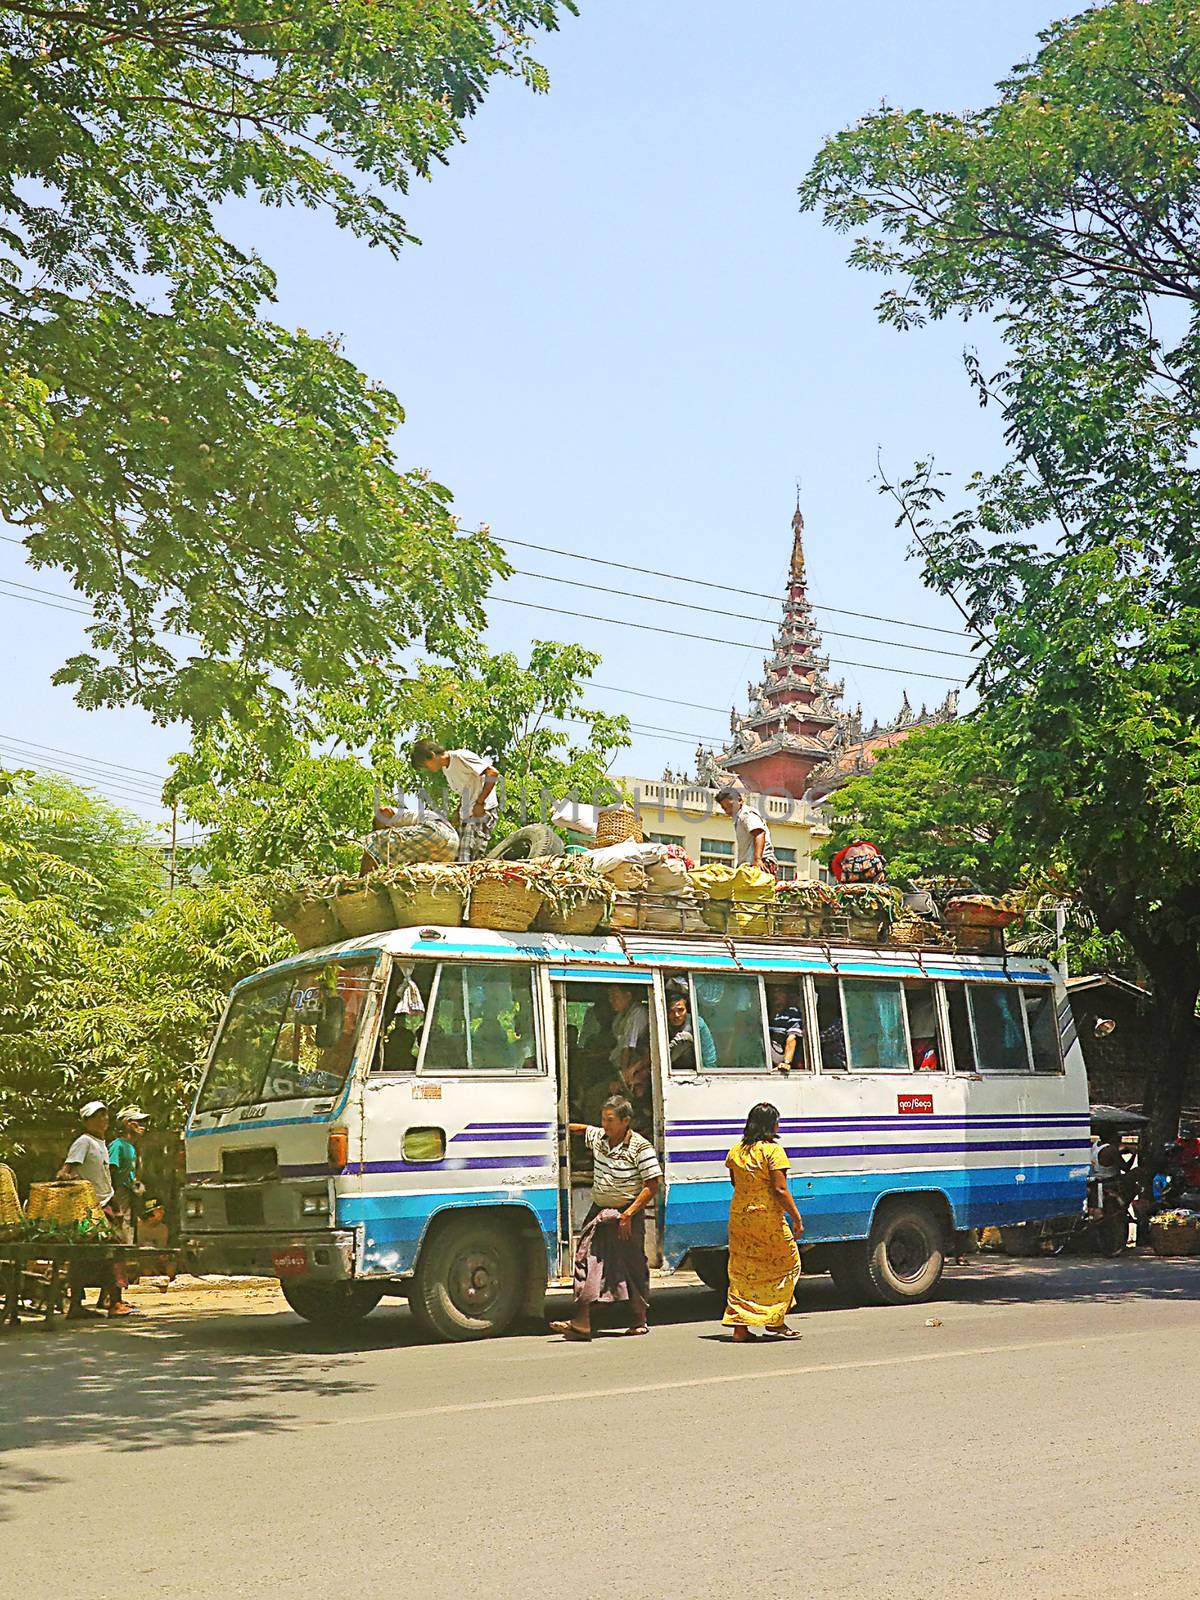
[411,738,500,861]
[715,785,777,875]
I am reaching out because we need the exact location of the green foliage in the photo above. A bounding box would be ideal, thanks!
[803,0,1200,1136]
[826,719,1020,890]
[0,0,575,735]
[168,641,632,877]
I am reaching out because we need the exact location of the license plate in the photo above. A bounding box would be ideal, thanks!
[273,1248,307,1277]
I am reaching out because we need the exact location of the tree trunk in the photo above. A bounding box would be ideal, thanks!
[1135,950,1200,1192]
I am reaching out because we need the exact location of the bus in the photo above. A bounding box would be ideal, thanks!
[182,923,1090,1339]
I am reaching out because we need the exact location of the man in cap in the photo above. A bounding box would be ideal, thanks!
[108,1107,148,1247]
[58,1100,134,1317]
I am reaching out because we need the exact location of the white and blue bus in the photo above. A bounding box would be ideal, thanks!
[183,924,1090,1339]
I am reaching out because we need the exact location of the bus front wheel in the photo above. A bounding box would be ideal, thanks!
[411,1217,524,1341]
[864,1201,946,1304]
[280,1279,385,1327]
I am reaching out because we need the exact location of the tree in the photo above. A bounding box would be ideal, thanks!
[0,766,289,1130]
[167,640,632,878]
[826,718,1020,888]
[0,0,575,735]
[802,0,1200,1149]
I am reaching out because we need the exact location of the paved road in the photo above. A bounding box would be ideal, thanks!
[3,1255,1198,1599]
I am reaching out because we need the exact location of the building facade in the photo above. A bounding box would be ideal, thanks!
[610,774,831,881]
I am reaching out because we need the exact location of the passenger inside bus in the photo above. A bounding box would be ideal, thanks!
[906,982,940,1072]
[667,981,717,1072]
[766,983,806,1072]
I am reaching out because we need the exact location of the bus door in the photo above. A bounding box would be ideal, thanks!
[550,969,661,1271]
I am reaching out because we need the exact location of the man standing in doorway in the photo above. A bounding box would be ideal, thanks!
[716,786,777,875]
[410,739,500,861]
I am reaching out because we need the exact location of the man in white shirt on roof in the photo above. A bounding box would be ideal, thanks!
[716,785,777,875]
[411,738,500,861]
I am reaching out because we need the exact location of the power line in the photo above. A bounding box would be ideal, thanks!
[493,596,966,685]
[0,732,168,782]
[495,534,969,640]
[0,752,167,810]
[507,567,972,661]
[591,682,729,716]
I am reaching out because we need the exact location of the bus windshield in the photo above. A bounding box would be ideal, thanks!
[197,958,380,1112]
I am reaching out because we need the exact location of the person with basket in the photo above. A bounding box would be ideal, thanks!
[57,1100,135,1319]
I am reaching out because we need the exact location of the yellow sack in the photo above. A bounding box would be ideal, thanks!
[690,864,736,901]
[730,864,775,903]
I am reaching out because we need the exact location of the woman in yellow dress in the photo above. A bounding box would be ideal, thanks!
[723,1102,803,1342]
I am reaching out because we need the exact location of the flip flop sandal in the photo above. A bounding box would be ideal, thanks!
[625,1324,649,1336]
[764,1325,801,1339]
[549,1320,591,1342]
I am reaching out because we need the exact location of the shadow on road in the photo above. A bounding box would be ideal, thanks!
[3,1251,1193,1510]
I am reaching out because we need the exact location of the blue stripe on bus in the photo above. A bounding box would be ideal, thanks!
[338,1186,558,1276]
[662,1162,1087,1266]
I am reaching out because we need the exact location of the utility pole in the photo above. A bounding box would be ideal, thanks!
[169,800,178,893]
[1054,902,1068,985]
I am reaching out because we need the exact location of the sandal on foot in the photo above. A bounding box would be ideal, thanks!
[625,1324,649,1336]
[549,1320,591,1342]
[764,1324,801,1339]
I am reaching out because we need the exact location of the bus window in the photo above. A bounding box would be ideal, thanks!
[421,963,539,1074]
[1023,987,1063,1073]
[968,985,1030,1073]
[813,976,847,1071]
[842,979,910,1072]
[690,973,768,1072]
[375,963,435,1073]
[765,981,811,1071]
[904,980,941,1071]
[946,986,976,1073]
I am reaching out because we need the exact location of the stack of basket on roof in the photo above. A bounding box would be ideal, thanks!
[266,820,1022,951]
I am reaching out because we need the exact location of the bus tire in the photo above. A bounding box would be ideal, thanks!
[486,824,565,862]
[864,1201,946,1305]
[690,1248,729,1298]
[827,1244,873,1303]
[411,1216,524,1342]
[280,1279,385,1327]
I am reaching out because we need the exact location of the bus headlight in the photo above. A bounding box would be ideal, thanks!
[301,1194,330,1217]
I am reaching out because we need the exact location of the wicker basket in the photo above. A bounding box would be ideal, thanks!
[952,925,1005,955]
[1150,1218,1200,1256]
[387,884,465,929]
[0,1163,23,1240]
[27,1180,105,1227]
[534,898,608,935]
[280,899,341,951]
[944,895,1017,930]
[847,914,885,942]
[595,806,644,847]
[467,877,545,931]
[770,906,823,938]
[332,881,395,938]
[888,915,947,948]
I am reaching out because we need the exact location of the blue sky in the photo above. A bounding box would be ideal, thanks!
[2,0,1068,829]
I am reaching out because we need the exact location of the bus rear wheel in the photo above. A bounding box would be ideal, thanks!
[864,1201,946,1304]
[690,1249,729,1298]
[280,1279,385,1328]
[411,1217,524,1342]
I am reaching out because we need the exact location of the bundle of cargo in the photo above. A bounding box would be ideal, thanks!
[270,873,343,951]
[836,882,904,942]
[690,863,775,935]
[608,890,708,933]
[770,879,838,938]
[942,892,1018,954]
[383,862,471,928]
[465,859,551,931]
[533,861,616,935]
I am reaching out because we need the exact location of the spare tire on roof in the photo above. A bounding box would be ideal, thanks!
[486,823,565,862]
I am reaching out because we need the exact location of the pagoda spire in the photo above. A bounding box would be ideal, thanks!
[790,492,806,585]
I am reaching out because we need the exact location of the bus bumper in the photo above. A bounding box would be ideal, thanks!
[183,1229,358,1283]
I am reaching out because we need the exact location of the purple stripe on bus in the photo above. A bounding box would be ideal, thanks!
[451,1130,554,1143]
[345,1153,554,1175]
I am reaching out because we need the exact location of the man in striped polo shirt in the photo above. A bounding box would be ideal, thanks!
[551,1096,662,1341]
